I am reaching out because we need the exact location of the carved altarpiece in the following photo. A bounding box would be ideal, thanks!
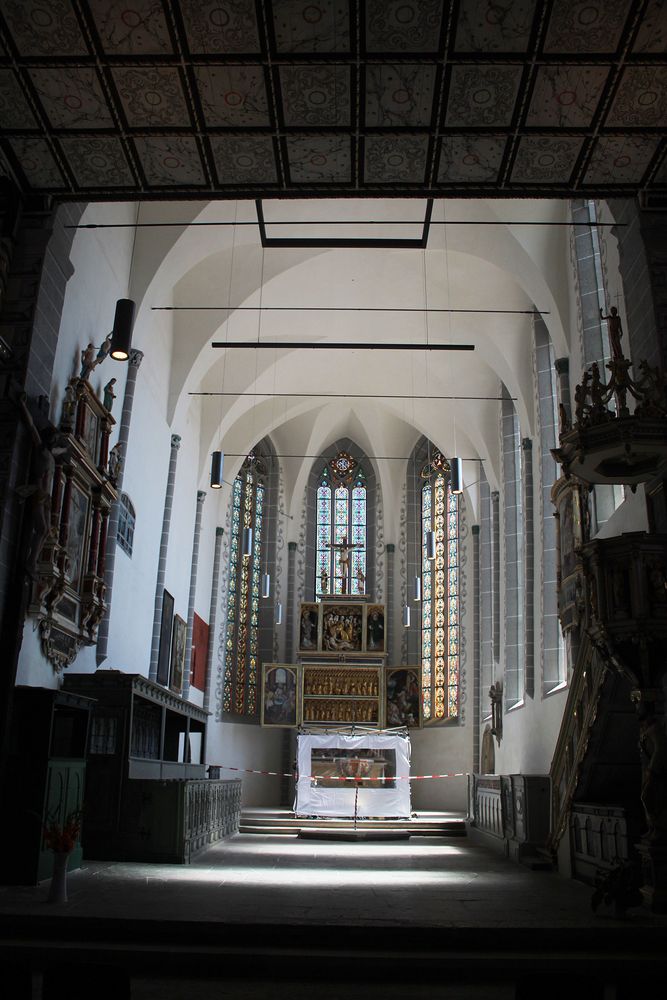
[28,377,117,670]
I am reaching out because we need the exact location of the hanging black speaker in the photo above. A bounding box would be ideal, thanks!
[110,298,136,361]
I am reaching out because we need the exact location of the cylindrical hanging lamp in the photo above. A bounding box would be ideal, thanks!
[110,298,136,361]
[210,450,224,489]
[402,603,411,628]
[275,602,283,626]
[413,576,422,602]
[451,456,463,494]
[262,572,271,598]
[242,527,253,559]
[425,529,436,560]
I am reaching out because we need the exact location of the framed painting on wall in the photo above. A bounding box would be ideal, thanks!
[261,663,300,727]
[156,590,174,687]
[170,614,187,694]
[386,667,422,728]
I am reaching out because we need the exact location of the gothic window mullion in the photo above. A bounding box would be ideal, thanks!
[420,456,459,724]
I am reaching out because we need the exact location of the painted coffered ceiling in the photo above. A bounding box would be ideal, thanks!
[0,0,665,201]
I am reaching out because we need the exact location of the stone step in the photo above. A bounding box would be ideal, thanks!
[239,808,467,837]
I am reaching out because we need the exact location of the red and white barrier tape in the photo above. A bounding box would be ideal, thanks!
[211,765,465,782]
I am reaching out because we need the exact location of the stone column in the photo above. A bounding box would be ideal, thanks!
[182,490,206,703]
[554,357,571,426]
[385,543,395,664]
[491,491,500,666]
[472,524,481,771]
[203,527,224,727]
[522,438,534,699]
[96,348,144,665]
[149,434,181,683]
[285,541,297,662]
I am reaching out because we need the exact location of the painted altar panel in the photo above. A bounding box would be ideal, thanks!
[260,663,301,727]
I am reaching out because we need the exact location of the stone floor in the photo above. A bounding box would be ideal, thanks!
[0,830,638,927]
[0,817,665,998]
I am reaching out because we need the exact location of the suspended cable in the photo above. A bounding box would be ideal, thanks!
[211,341,474,351]
[189,391,517,401]
[67,220,624,229]
[156,306,547,315]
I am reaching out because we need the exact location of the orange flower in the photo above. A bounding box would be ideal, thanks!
[43,810,82,853]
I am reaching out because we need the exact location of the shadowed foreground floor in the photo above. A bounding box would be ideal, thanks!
[0,825,665,998]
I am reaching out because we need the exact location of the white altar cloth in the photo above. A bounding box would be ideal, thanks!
[295,731,411,818]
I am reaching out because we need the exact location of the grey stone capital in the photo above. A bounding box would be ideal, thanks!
[521,438,532,451]
[197,490,207,504]
[171,434,181,450]
[554,357,569,376]
[471,524,480,535]
[216,526,224,537]
[128,349,144,368]
[288,541,297,551]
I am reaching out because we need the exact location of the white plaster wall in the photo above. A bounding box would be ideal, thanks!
[104,300,176,673]
[16,203,136,687]
[493,686,568,776]
[410,727,470,811]
[207,720,284,807]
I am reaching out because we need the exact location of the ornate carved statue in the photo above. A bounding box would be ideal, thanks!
[14,390,68,577]
[103,378,117,412]
[600,306,624,361]
[490,681,503,745]
[108,442,123,485]
[79,342,96,380]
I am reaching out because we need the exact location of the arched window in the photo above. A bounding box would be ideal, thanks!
[116,493,135,557]
[421,454,459,722]
[223,452,266,717]
[316,451,367,597]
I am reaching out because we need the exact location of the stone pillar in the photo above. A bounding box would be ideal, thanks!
[203,527,224,729]
[472,524,481,772]
[554,357,571,426]
[149,434,181,683]
[96,348,144,665]
[285,541,297,662]
[491,491,500,666]
[522,438,534,699]
[182,490,206,703]
[386,543,395,664]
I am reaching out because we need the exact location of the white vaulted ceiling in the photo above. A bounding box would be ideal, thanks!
[104,195,573,520]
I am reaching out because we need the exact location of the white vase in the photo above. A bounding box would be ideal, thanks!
[47,851,70,904]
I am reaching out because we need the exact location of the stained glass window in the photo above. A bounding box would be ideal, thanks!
[421,459,459,722]
[315,453,367,598]
[223,456,266,717]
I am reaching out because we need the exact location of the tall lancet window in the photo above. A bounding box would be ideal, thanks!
[421,453,459,722]
[316,452,367,597]
[223,452,266,717]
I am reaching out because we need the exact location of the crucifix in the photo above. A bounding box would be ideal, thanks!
[326,535,363,595]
